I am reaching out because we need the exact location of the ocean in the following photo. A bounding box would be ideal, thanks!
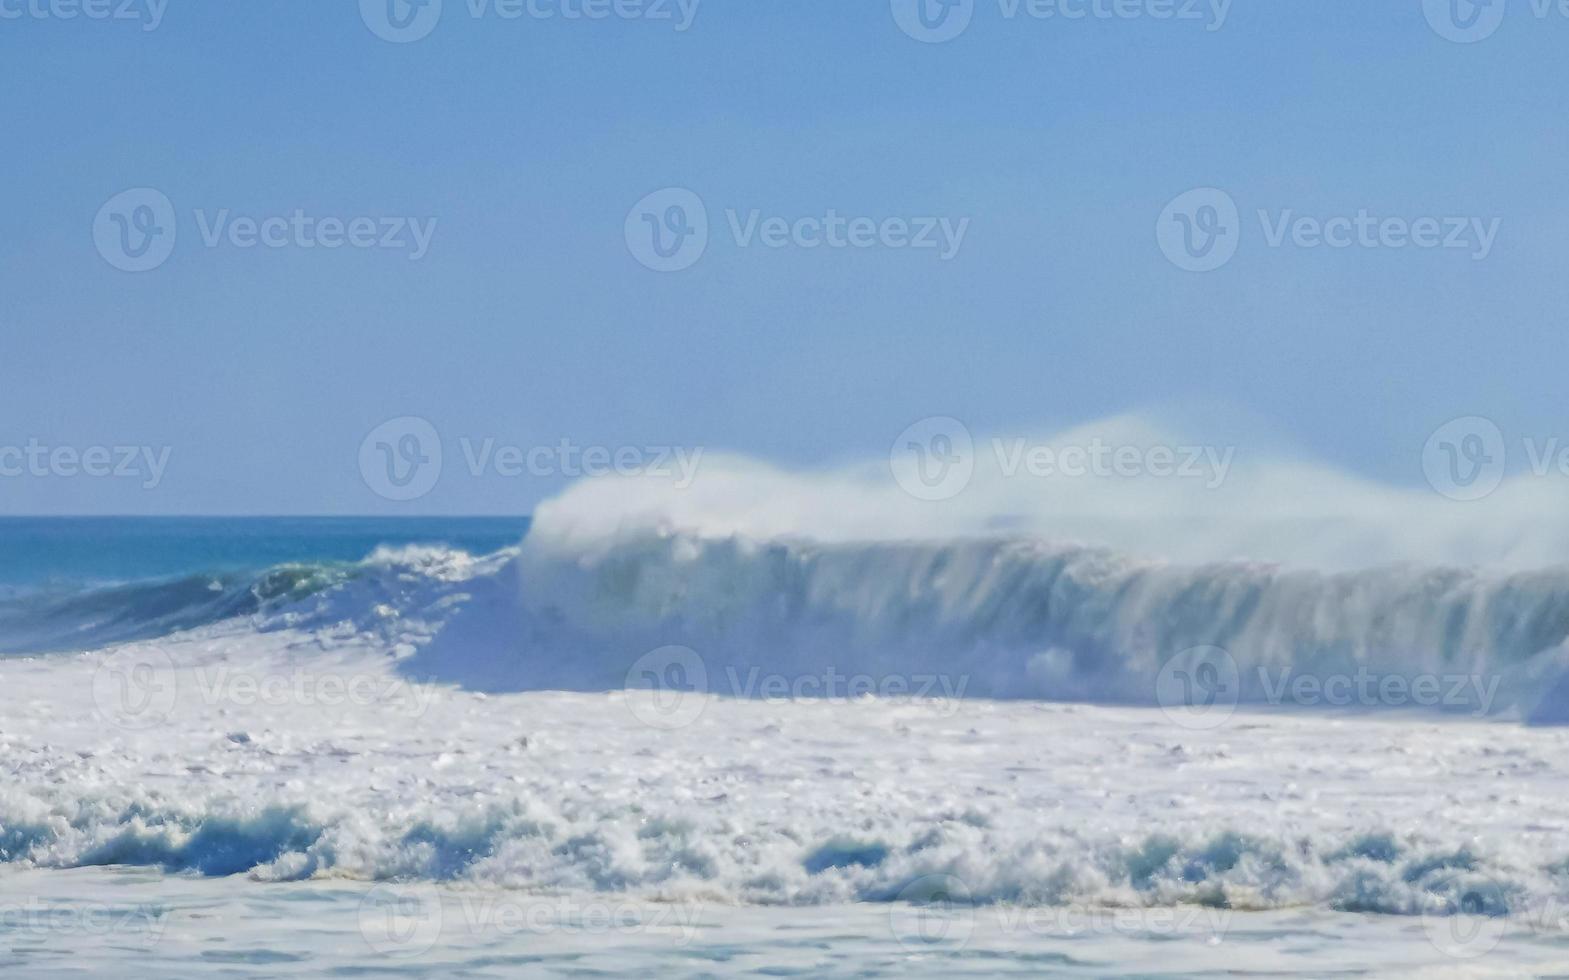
[2,514,1567,977]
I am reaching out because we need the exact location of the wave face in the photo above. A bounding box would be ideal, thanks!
[9,535,1569,722]
[482,530,1569,721]
[0,564,348,656]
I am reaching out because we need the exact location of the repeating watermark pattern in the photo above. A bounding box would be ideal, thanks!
[358,417,705,501]
[1421,415,1569,501]
[94,189,437,272]
[624,645,710,730]
[1423,416,1506,501]
[890,416,1235,502]
[360,417,445,501]
[1423,0,1509,41]
[462,437,703,485]
[889,875,976,950]
[1423,0,1569,43]
[891,0,1231,42]
[360,883,446,958]
[0,0,167,30]
[1157,646,1503,729]
[91,655,439,731]
[1421,872,1510,959]
[192,210,437,260]
[1256,666,1500,716]
[0,439,172,489]
[1155,187,1239,272]
[1158,187,1502,271]
[0,900,171,946]
[358,883,702,958]
[93,188,178,273]
[91,649,180,730]
[1155,645,1240,730]
[625,188,970,272]
[360,0,701,43]
[992,436,1234,487]
[624,188,709,272]
[890,416,976,501]
[888,874,1232,952]
[622,645,971,730]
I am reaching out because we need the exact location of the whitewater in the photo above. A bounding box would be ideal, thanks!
[7,425,1569,975]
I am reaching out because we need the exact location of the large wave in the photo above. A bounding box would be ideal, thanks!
[13,418,1569,722]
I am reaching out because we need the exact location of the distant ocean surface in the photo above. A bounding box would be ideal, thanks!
[2,514,1568,976]
[0,516,531,590]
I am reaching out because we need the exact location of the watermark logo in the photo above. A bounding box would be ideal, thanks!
[624,645,709,730]
[360,882,445,958]
[93,188,178,273]
[360,417,444,501]
[625,187,709,272]
[1423,416,1506,501]
[1423,0,1508,42]
[1421,872,1509,959]
[890,416,975,501]
[1156,187,1239,272]
[891,0,976,42]
[889,874,976,951]
[361,0,444,42]
[91,649,178,730]
[1155,645,1239,730]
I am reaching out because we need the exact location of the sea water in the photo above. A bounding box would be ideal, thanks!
[3,512,1569,976]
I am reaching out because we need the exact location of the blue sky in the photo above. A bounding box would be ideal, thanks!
[2,0,1566,514]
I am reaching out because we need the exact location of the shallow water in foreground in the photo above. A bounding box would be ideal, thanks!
[5,867,1569,978]
[7,522,1569,975]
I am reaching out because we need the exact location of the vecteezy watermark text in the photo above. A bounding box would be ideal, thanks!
[1157,188,1501,272]
[0,0,167,30]
[358,417,705,501]
[0,900,171,945]
[888,874,1233,953]
[888,417,1235,502]
[360,0,701,43]
[91,650,440,730]
[358,883,703,959]
[459,437,702,486]
[193,210,437,260]
[0,440,171,489]
[624,188,970,272]
[1156,646,1503,730]
[621,645,971,730]
[891,0,1231,43]
[93,188,437,272]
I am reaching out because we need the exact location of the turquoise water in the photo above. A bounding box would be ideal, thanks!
[0,517,530,656]
[0,517,530,590]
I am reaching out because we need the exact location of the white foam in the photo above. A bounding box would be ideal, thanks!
[529,415,1569,570]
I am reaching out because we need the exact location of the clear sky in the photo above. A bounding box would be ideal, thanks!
[3,0,1566,514]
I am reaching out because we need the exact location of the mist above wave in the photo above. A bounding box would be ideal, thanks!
[529,415,1569,571]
